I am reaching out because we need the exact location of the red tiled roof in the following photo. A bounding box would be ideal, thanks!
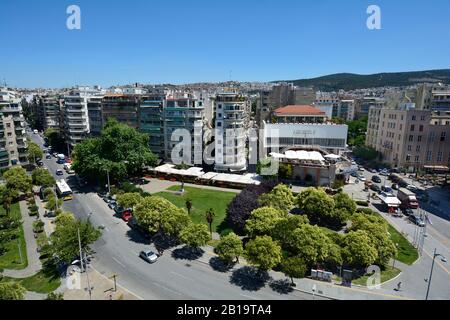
[274,105,325,116]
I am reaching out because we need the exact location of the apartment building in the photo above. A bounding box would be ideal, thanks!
[87,96,104,136]
[314,94,339,119]
[139,94,165,158]
[35,95,62,132]
[355,97,385,119]
[164,93,205,165]
[62,86,100,148]
[256,83,315,125]
[415,83,450,111]
[339,100,355,121]
[214,92,250,172]
[366,106,383,148]
[0,88,28,168]
[101,94,140,129]
[373,106,450,171]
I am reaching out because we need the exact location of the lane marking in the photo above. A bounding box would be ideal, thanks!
[152,282,183,296]
[112,257,126,268]
[171,271,193,281]
[240,293,257,300]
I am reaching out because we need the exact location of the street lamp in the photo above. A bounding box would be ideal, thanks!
[392,243,399,269]
[425,248,446,300]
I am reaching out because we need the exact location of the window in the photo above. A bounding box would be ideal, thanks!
[441,132,447,142]
[409,135,414,142]
[412,115,416,121]
[410,125,415,131]
[418,135,422,142]
[6,123,11,128]
[415,155,420,162]
[217,122,222,127]
[407,145,412,151]
[419,125,424,132]
[427,150,432,161]
[406,155,411,162]
[437,151,443,162]
[448,153,450,164]
[416,145,420,152]
[420,115,425,121]
[7,132,12,137]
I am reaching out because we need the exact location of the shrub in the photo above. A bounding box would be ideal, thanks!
[355,201,369,207]
[356,208,375,215]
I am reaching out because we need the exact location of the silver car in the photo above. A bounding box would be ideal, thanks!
[139,250,158,264]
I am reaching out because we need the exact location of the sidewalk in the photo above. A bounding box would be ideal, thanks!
[63,266,140,300]
[2,200,42,278]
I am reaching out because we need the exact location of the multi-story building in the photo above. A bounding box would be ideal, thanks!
[139,94,165,158]
[339,100,355,121]
[62,86,99,149]
[101,94,140,129]
[87,96,104,136]
[415,83,450,111]
[0,88,28,168]
[355,97,385,119]
[214,92,250,172]
[314,94,339,120]
[371,105,450,171]
[36,95,62,132]
[366,106,383,148]
[261,105,348,157]
[164,93,205,164]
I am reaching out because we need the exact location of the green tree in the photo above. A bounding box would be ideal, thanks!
[0,185,19,215]
[116,192,143,210]
[216,232,244,264]
[45,292,64,300]
[245,206,287,238]
[32,168,56,187]
[185,198,193,215]
[54,212,75,226]
[45,194,63,212]
[297,188,337,227]
[271,215,309,246]
[72,119,157,183]
[286,224,334,266]
[48,217,102,264]
[0,282,26,300]
[179,223,210,249]
[160,208,191,238]
[278,163,293,179]
[133,196,178,234]
[4,167,33,194]
[245,235,282,271]
[281,256,307,285]
[333,192,357,216]
[341,230,378,268]
[258,184,295,212]
[27,141,43,163]
[205,208,215,239]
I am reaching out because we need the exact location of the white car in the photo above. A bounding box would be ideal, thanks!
[139,250,158,264]
[357,174,366,182]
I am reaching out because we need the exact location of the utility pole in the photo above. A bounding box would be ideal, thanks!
[110,274,118,292]
[85,249,92,300]
[425,248,446,300]
[106,169,111,194]
[77,228,84,273]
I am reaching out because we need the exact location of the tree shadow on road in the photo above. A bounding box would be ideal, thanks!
[269,278,294,295]
[125,229,152,245]
[229,266,271,291]
[171,246,204,261]
[153,233,180,252]
[209,256,234,273]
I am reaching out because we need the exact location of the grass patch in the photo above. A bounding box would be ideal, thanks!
[1,268,61,294]
[352,266,401,286]
[387,224,419,265]
[0,203,28,270]
[207,239,220,247]
[155,186,237,233]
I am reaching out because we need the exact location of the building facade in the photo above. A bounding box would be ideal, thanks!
[101,94,140,129]
[0,88,28,168]
[139,94,165,158]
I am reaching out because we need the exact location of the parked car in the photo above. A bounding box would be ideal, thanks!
[372,175,382,183]
[122,210,133,222]
[108,202,117,210]
[36,159,44,166]
[370,168,378,173]
[409,214,425,227]
[357,174,366,182]
[391,183,399,190]
[370,184,381,192]
[45,153,52,159]
[351,172,358,178]
[406,184,418,191]
[52,152,58,158]
[139,250,158,264]
[381,186,394,194]
[402,208,414,216]
[56,169,64,176]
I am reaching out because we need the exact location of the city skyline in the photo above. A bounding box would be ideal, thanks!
[1,0,450,88]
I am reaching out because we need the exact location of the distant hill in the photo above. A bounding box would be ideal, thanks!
[276,69,450,91]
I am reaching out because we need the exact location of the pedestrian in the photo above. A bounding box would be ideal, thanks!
[397,282,402,291]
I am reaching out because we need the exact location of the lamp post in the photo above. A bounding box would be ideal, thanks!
[425,248,446,300]
[392,243,399,269]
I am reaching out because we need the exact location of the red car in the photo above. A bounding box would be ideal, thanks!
[65,158,73,164]
[122,210,133,222]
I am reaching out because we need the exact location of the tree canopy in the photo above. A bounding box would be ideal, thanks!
[270,215,309,246]
[245,206,287,238]
[72,119,157,183]
[179,223,210,248]
[297,188,335,226]
[4,167,32,193]
[245,235,282,271]
[32,168,55,188]
[0,282,26,300]
[258,184,295,213]
[133,196,180,234]
[341,230,378,268]
[27,141,43,162]
[215,232,244,264]
[281,256,307,284]
[116,192,143,210]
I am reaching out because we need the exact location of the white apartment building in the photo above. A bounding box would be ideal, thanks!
[0,88,28,168]
[214,92,250,172]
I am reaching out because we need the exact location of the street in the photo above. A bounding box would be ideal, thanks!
[28,131,323,300]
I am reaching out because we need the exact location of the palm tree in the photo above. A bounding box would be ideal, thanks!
[185,198,193,215]
[205,208,215,239]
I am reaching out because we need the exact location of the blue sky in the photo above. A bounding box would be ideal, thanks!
[1,0,449,88]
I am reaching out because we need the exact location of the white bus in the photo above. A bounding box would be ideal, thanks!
[56,180,73,201]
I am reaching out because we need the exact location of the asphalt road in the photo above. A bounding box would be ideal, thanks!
[29,131,322,300]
